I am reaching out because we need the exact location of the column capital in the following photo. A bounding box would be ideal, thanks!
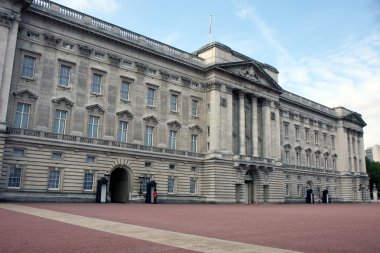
[203,81,222,91]
[261,97,271,107]
[238,90,245,98]
[225,85,233,94]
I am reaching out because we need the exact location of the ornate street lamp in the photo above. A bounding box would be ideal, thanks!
[139,174,144,194]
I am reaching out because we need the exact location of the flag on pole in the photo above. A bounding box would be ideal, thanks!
[210,14,213,35]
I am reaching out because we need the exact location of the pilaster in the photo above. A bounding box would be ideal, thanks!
[209,82,222,152]
[262,98,271,158]
[251,95,259,157]
[238,91,246,156]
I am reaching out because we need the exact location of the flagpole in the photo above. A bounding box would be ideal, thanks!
[209,14,213,43]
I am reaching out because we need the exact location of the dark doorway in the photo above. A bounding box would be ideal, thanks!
[109,168,129,203]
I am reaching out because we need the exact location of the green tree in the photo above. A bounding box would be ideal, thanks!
[366,158,380,192]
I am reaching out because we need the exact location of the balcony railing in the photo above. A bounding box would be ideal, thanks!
[6,127,205,158]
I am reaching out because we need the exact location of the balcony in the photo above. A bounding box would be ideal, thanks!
[6,127,205,159]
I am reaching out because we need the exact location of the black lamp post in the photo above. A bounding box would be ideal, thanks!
[104,171,110,203]
[139,174,143,194]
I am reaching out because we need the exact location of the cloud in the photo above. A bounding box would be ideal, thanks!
[161,33,179,46]
[53,0,118,13]
[282,32,380,148]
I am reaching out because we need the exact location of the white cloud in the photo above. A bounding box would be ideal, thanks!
[282,32,380,148]
[161,33,179,46]
[54,0,118,13]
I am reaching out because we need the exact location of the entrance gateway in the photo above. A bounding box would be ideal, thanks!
[109,167,130,203]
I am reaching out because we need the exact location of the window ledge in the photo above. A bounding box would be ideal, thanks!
[57,85,71,90]
[120,99,131,104]
[170,111,179,114]
[146,105,156,110]
[20,76,35,82]
[90,92,103,97]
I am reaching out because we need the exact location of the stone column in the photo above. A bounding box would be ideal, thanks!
[262,98,271,158]
[0,10,21,132]
[347,130,353,171]
[224,85,234,153]
[274,102,281,160]
[238,91,246,156]
[209,82,222,152]
[251,95,259,157]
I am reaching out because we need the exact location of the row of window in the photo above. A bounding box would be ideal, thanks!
[8,167,95,191]
[284,151,337,170]
[8,168,197,194]
[283,123,336,148]
[20,56,201,115]
[15,102,200,152]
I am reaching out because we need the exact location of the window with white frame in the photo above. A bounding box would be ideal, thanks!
[15,103,30,129]
[169,130,177,149]
[168,176,175,194]
[48,169,60,190]
[333,158,337,170]
[53,109,67,134]
[331,136,335,149]
[295,125,300,140]
[323,133,327,146]
[284,151,289,164]
[142,176,150,193]
[147,88,155,106]
[122,60,132,68]
[87,115,100,138]
[170,94,178,112]
[145,126,154,146]
[315,155,320,168]
[305,128,310,142]
[306,154,311,167]
[284,123,289,137]
[314,131,319,144]
[121,81,130,101]
[92,73,102,94]
[59,65,71,87]
[296,152,300,166]
[13,148,25,157]
[285,183,290,196]
[21,55,36,78]
[52,152,62,160]
[191,134,198,152]
[324,157,328,169]
[118,121,128,143]
[191,99,198,116]
[8,167,22,188]
[190,177,196,194]
[83,171,94,191]
[297,184,302,197]
[86,155,96,163]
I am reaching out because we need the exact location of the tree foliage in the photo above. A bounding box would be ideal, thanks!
[366,158,380,192]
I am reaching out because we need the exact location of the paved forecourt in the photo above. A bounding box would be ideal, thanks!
[1,203,380,253]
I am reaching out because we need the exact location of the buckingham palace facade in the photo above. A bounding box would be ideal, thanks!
[0,0,369,203]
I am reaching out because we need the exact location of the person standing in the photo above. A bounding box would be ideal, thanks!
[153,188,157,204]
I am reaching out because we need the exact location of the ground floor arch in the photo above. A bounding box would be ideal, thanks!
[109,167,131,203]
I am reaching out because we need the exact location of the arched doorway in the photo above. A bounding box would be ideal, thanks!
[109,167,129,203]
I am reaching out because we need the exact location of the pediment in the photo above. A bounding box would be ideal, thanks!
[217,61,282,91]
[116,110,134,120]
[13,90,38,99]
[189,124,202,134]
[52,97,74,107]
[86,104,105,113]
[143,115,159,125]
[344,113,367,127]
[167,120,182,130]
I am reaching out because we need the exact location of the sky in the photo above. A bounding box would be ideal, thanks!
[54,0,380,148]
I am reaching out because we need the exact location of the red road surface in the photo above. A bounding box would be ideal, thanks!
[2,203,380,253]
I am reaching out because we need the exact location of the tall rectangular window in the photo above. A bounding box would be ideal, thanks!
[118,121,128,143]
[324,157,328,169]
[295,126,300,140]
[296,153,300,166]
[191,134,198,152]
[284,151,289,164]
[145,126,154,146]
[48,170,60,190]
[284,123,289,137]
[53,109,67,134]
[21,56,36,78]
[15,103,30,129]
[170,94,178,112]
[331,136,335,149]
[323,133,327,146]
[306,154,310,167]
[121,81,130,100]
[190,177,196,194]
[83,172,94,191]
[169,130,177,150]
[87,115,99,138]
[8,167,22,188]
[333,158,337,170]
[285,183,290,196]
[168,177,174,194]
[147,88,155,106]
[314,131,319,144]
[315,155,320,168]
[92,73,102,93]
[191,100,198,116]
[305,128,310,142]
[59,65,71,86]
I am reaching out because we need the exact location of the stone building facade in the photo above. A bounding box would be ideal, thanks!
[0,0,369,203]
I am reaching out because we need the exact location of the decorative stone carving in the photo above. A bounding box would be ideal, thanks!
[44,34,61,47]
[143,115,159,125]
[78,44,92,56]
[167,120,182,130]
[135,62,148,73]
[238,65,259,82]
[52,97,74,107]
[262,98,271,107]
[289,110,295,119]
[160,70,170,80]
[274,101,280,108]
[225,85,233,94]
[13,90,38,100]
[220,98,227,107]
[108,54,121,66]
[0,10,19,28]
[189,124,202,134]
[181,76,192,86]
[271,112,275,120]
[202,81,222,91]
[116,110,134,121]
[86,104,105,114]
